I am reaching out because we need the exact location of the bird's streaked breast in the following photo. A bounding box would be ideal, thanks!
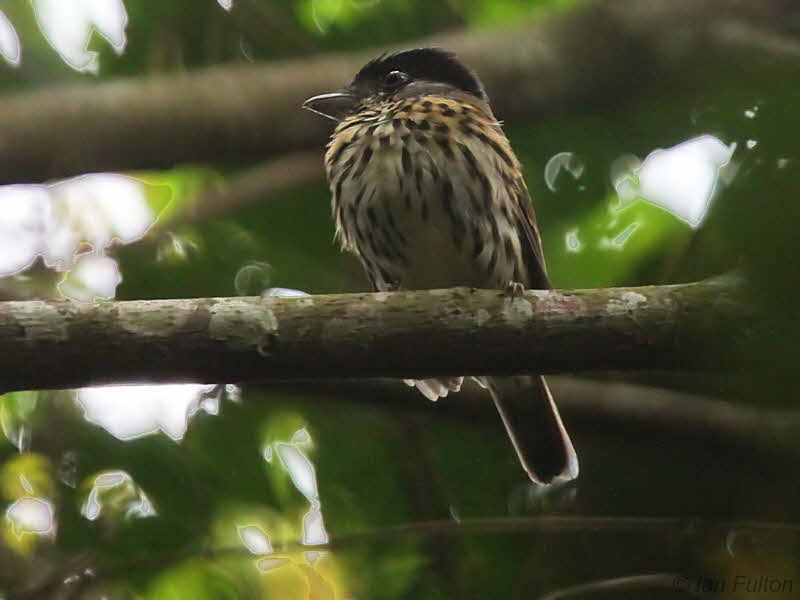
[326,95,530,291]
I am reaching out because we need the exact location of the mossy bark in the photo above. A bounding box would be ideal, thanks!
[0,276,755,391]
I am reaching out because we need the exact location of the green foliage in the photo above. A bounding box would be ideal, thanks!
[0,391,39,450]
[138,167,222,228]
[0,0,581,83]
[451,0,586,26]
[294,0,582,34]
[545,194,690,289]
[144,559,241,600]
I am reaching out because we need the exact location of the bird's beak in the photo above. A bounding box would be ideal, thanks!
[302,91,358,122]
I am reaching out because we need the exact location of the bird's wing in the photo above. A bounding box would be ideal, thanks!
[479,111,550,290]
[512,175,550,290]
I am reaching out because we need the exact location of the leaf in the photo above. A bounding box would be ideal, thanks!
[0,391,39,451]
[145,559,240,600]
[0,10,21,66]
[31,0,128,73]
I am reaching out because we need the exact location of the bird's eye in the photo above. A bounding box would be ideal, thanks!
[382,70,409,89]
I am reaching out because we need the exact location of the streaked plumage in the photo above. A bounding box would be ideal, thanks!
[304,48,578,484]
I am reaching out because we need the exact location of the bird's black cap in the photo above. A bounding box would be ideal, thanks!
[352,48,487,101]
[303,48,487,121]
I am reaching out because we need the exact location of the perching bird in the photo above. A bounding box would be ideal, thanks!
[303,48,578,484]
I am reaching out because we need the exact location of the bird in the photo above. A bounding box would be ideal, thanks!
[303,48,578,484]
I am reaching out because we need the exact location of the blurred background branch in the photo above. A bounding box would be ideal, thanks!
[176,152,322,226]
[0,0,797,185]
[278,375,800,461]
[0,274,758,391]
[10,514,800,600]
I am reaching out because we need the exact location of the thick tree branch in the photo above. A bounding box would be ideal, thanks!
[0,275,756,392]
[0,0,796,184]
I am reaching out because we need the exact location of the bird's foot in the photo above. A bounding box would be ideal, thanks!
[503,280,526,300]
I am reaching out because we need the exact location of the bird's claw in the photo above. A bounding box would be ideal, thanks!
[503,281,526,300]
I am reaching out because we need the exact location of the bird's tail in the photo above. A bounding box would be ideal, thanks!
[485,375,578,484]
